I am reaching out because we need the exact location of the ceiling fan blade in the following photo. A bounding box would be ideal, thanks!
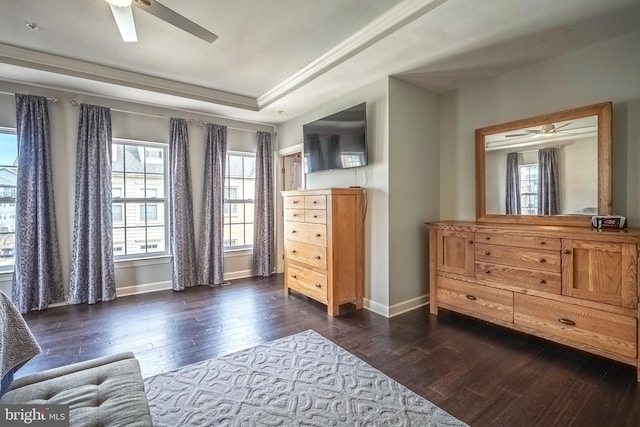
[505,130,539,137]
[134,0,218,43]
[109,4,138,42]
[552,122,572,132]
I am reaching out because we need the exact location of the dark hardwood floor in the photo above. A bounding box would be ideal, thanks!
[19,274,640,426]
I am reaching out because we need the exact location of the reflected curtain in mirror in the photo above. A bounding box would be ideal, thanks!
[505,152,521,215]
[538,147,559,215]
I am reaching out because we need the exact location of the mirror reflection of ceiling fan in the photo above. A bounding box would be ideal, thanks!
[105,0,218,43]
[505,123,573,138]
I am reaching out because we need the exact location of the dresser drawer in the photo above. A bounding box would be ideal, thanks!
[514,294,637,360]
[305,209,327,224]
[437,276,513,323]
[475,243,560,272]
[285,208,305,222]
[305,195,327,210]
[286,240,327,270]
[287,264,328,303]
[476,232,561,251]
[285,222,327,246]
[475,262,561,294]
[284,196,305,209]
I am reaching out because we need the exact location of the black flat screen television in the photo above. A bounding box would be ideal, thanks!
[303,102,368,173]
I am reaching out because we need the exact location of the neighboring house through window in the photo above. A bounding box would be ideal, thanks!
[112,141,168,258]
[0,129,17,271]
[224,152,255,250]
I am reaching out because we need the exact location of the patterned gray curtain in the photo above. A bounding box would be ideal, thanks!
[11,94,64,314]
[197,124,227,286]
[68,104,116,304]
[252,131,274,277]
[538,147,560,215]
[505,152,521,215]
[169,118,197,291]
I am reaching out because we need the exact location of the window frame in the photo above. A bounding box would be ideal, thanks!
[519,163,539,215]
[0,127,17,273]
[111,139,169,261]
[224,151,255,251]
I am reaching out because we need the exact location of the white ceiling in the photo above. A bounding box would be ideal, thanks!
[1,0,639,124]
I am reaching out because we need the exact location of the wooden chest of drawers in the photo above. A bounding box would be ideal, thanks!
[428,221,640,380]
[282,188,364,316]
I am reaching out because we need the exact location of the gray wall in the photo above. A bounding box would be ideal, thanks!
[0,81,274,297]
[277,77,441,316]
[440,30,640,224]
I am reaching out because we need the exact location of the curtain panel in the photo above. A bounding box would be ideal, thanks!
[252,131,274,277]
[538,147,560,215]
[168,118,197,291]
[68,104,116,305]
[11,94,64,314]
[505,152,521,215]
[197,124,227,286]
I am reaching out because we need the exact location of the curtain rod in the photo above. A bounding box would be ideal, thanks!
[67,99,261,133]
[0,90,60,103]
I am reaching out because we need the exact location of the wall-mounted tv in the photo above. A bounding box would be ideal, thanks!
[303,102,368,173]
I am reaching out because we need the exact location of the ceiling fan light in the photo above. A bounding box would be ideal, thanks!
[106,0,132,7]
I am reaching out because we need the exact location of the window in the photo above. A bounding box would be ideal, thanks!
[0,130,17,272]
[112,141,168,258]
[224,152,255,250]
[113,204,123,222]
[140,204,158,221]
[519,164,539,215]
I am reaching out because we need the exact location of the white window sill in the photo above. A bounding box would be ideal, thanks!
[115,255,172,269]
[224,248,253,258]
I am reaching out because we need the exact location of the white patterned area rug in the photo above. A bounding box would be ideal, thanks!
[144,329,468,426]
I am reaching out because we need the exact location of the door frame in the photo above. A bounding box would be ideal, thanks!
[275,143,304,273]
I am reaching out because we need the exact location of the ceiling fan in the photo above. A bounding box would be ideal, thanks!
[505,122,572,138]
[105,0,218,43]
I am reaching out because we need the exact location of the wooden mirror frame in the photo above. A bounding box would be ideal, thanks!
[476,102,612,227]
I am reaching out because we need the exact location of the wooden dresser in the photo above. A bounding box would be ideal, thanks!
[428,221,640,379]
[282,188,364,316]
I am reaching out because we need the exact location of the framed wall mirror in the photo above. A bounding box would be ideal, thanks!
[476,102,612,226]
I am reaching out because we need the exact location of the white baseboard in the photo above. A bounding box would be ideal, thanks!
[223,269,253,281]
[363,294,430,318]
[117,280,172,297]
[363,298,389,317]
[389,294,429,317]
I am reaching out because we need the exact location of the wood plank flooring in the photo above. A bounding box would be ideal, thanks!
[18,274,640,426]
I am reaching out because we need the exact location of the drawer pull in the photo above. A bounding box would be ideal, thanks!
[293,200,299,204]
[466,295,477,301]
[290,273,297,278]
[563,250,571,255]
[314,283,322,288]
[484,251,490,256]
[313,215,318,218]
[539,258,546,263]
[291,230,297,233]
[313,201,318,204]
[293,213,298,217]
[468,240,474,245]
[290,249,296,253]
[558,318,576,326]
[485,237,491,240]
[315,233,321,237]
[314,255,321,259]
[539,279,546,284]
